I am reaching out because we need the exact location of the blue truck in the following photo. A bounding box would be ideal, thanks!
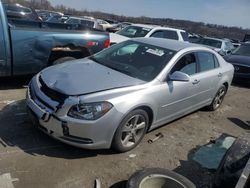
[0,0,110,77]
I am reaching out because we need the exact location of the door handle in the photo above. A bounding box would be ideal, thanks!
[218,73,223,78]
[192,79,200,85]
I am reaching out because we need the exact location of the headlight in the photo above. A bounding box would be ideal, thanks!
[68,102,113,120]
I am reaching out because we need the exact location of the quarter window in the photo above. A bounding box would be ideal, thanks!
[171,53,197,76]
[197,52,217,72]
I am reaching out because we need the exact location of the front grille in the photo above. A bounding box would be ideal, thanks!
[29,83,55,110]
[39,76,68,104]
[234,65,250,74]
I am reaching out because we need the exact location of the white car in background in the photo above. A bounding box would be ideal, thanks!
[110,24,189,44]
[97,19,115,31]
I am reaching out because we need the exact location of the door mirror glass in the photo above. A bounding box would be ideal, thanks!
[169,71,190,82]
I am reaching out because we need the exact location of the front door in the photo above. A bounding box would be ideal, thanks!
[155,52,199,125]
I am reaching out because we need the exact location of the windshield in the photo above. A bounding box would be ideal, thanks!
[117,26,152,38]
[90,40,176,82]
[232,44,250,56]
[195,38,222,48]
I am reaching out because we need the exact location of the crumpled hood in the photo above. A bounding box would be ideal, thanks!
[40,58,145,96]
[224,55,250,66]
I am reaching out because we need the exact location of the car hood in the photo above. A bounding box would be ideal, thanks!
[110,33,129,44]
[40,58,145,96]
[224,55,250,66]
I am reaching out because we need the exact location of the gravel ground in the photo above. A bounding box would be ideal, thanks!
[0,77,249,188]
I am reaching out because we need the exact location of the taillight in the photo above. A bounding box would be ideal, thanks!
[87,41,98,47]
[104,39,110,48]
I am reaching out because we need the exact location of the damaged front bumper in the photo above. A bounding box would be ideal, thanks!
[26,76,121,150]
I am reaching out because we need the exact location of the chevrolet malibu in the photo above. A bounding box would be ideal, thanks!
[26,38,234,152]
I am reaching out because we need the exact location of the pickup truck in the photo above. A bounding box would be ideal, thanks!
[0,0,110,77]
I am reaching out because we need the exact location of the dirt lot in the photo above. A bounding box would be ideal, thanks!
[0,77,249,188]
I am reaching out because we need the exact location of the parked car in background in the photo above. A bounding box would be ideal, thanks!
[105,19,119,27]
[224,42,250,82]
[65,16,103,30]
[3,3,40,21]
[107,22,132,33]
[0,1,110,77]
[193,37,235,56]
[35,9,63,21]
[97,19,115,31]
[230,39,241,48]
[243,34,250,42]
[27,38,234,152]
[45,14,64,23]
[110,24,189,44]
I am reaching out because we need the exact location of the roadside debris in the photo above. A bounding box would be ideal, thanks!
[0,173,19,188]
[128,154,136,158]
[148,133,164,144]
[193,135,235,169]
[95,179,101,188]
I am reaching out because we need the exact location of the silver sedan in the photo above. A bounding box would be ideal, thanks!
[26,38,234,152]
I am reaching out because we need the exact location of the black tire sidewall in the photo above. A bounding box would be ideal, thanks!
[127,168,196,188]
[112,109,149,153]
[210,85,227,111]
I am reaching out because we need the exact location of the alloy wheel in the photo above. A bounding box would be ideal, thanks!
[121,115,146,148]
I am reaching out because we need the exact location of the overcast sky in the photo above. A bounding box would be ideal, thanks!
[50,0,250,29]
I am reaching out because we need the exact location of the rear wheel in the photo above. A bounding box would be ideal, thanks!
[52,57,76,65]
[112,109,149,153]
[208,85,227,111]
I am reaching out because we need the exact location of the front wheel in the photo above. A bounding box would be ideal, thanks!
[112,109,149,153]
[208,85,227,111]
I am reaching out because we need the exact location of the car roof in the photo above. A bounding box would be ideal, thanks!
[131,24,185,32]
[132,37,199,51]
[68,17,95,22]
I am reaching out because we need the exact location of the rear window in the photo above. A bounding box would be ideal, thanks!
[150,30,179,40]
[117,26,152,38]
[232,44,250,56]
[196,38,222,48]
[197,52,218,72]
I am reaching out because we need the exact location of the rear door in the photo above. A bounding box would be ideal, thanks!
[191,51,222,108]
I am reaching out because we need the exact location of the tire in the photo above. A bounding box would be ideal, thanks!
[112,109,149,153]
[52,57,76,65]
[207,85,227,111]
[127,168,196,188]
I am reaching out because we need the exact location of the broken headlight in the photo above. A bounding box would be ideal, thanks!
[68,102,113,120]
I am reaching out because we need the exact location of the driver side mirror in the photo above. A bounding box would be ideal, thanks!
[169,71,190,82]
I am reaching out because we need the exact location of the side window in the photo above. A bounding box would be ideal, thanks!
[171,53,197,76]
[180,31,189,41]
[197,52,217,72]
[164,30,179,40]
[150,31,164,38]
[214,55,220,68]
